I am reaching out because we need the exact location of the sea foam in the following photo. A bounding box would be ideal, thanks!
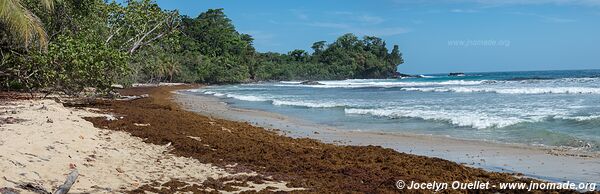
[274,80,485,88]
[402,87,600,94]
[272,100,345,108]
[344,108,525,129]
[224,94,268,102]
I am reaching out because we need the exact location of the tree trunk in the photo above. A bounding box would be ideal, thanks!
[53,170,79,194]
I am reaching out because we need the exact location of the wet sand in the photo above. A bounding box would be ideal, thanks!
[72,85,592,193]
[175,91,600,184]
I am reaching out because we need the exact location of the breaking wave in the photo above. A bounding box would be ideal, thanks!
[344,108,600,129]
[344,108,525,129]
[272,100,346,108]
[401,87,600,94]
[198,90,348,108]
[271,80,486,88]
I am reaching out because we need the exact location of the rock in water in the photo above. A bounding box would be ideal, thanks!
[300,81,324,85]
[449,72,465,77]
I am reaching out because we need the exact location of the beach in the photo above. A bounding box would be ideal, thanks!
[0,85,595,193]
[2,0,598,192]
[0,91,298,193]
[176,92,600,184]
[78,85,590,192]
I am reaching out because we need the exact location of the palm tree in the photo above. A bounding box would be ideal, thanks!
[0,0,55,50]
[157,55,181,82]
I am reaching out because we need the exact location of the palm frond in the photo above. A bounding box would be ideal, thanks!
[40,0,54,10]
[0,0,50,50]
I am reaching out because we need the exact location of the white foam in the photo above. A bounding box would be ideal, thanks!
[554,115,600,121]
[402,87,600,94]
[224,94,268,102]
[344,108,524,129]
[279,81,303,84]
[200,91,226,97]
[272,80,485,88]
[186,89,203,92]
[201,90,346,108]
[272,100,345,108]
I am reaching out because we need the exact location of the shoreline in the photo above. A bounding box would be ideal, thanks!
[4,85,588,192]
[175,90,600,184]
[0,96,297,193]
[80,85,573,193]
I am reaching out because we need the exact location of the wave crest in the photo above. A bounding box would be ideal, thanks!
[270,80,485,88]
[344,108,524,129]
[402,87,600,94]
[272,100,345,108]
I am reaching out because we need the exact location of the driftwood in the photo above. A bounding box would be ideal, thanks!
[0,187,19,194]
[53,170,79,194]
[2,170,78,194]
[17,183,50,194]
[117,94,149,101]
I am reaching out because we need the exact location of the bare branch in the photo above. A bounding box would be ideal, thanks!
[53,170,79,194]
[128,20,164,54]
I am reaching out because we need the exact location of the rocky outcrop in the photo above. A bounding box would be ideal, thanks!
[449,72,465,76]
[300,81,324,85]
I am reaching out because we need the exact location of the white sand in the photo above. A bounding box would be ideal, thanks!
[0,99,298,193]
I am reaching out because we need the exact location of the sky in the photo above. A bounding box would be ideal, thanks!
[153,0,600,74]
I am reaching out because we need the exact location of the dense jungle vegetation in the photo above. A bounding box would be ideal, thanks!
[0,0,403,94]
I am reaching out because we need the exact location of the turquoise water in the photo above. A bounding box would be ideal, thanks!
[184,69,600,151]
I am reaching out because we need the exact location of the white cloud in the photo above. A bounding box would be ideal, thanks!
[392,0,600,6]
[411,19,425,24]
[510,12,577,23]
[309,22,351,29]
[331,11,353,15]
[450,9,480,13]
[308,22,410,36]
[290,9,309,20]
[328,11,386,24]
[468,0,600,6]
[357,15,385,24]
[299,11,408,37]
[352,27,411,36]
[240,30,280,46]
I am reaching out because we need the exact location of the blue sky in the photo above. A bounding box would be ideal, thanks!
[154,0,600,74]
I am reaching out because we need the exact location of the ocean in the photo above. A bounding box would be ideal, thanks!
[185,69,600,152]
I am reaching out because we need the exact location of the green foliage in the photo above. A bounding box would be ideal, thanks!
[1,36,129,94]
[102,0,180,54]
[1,1,405,95]
[1,50,54,91]
[44,36,129,95]
[255,33,404,81]
[0,0,54,50]
[179,8,254,83]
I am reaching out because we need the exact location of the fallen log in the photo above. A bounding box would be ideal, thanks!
[53,170,79,194]
[17,183,49,194]
[116,94,149,101]
[0,187,19,194]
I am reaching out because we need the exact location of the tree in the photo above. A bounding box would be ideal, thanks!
[256,33,404,80]
[389,45,403,66]
[44,36,129,95]
[288,49,308,62]
[159,55,181,82]
[103,0,180,54]
[180,8,254,83]
[0,0,55,50]
[311,40,326,54]
[2,4,407,94]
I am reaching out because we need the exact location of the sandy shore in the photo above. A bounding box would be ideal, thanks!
[175,91,600,184]
[3,85,591,193]
[0,98,297,193]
